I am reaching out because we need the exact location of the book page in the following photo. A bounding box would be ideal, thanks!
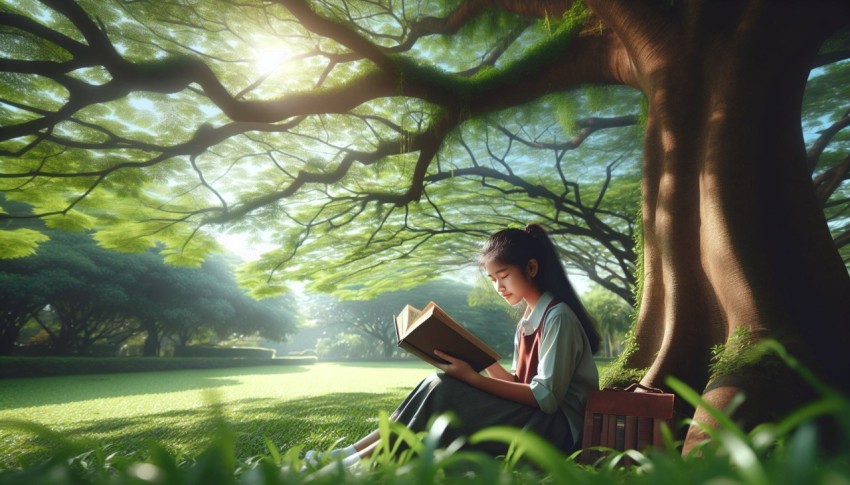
[395,304,422,338]
[406,302,436,336]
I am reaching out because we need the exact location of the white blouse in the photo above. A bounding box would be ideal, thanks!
[510,291,599,441]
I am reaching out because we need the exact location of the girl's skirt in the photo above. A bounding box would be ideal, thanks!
[389,373,574,456]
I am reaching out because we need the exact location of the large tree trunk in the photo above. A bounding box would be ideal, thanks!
[142,322,162,357]
[595,2,850,451]
[143,332,161,357]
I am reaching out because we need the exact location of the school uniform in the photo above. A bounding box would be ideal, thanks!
[389,291,599,455]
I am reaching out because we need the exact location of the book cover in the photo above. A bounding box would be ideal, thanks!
[394,301,501,372]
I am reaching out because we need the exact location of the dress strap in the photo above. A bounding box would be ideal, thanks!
[537,298,560,333]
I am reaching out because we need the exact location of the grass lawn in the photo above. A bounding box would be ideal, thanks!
[0,361,437,468]
[1,356,847,485]
[0,358,610,469]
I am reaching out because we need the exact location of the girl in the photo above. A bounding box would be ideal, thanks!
[306,223,601,467]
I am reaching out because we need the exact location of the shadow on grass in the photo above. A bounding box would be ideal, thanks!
[0,390,411,468]
[0,365,312,410]
[318,360,434,369]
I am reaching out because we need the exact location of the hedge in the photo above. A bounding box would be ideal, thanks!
[173,346,276,359]
[0,355,316,379]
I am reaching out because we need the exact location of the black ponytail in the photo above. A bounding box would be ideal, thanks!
[480,223,601,354]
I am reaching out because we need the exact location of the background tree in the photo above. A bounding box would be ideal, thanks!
[0,257,67,354]
[315,332,374,360]
[164,261,239,349]
[0,223,298,356]
[0,196,57,354]
[0,229,142,355]
[130,251,193,356]
[40,232,140,355]
[582,285,631,358]
[177,258,299,348]
[2,0,850,449]
[229,295,298,344]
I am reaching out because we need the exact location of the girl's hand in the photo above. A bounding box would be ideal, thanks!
[433,349,478,383]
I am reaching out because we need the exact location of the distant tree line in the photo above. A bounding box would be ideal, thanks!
[0,200,297,357]
[2,201,630,361]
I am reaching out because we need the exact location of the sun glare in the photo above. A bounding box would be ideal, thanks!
[216,231,276,262]
[253,46,294,76]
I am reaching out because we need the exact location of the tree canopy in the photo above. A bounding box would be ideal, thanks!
[0,1,644,301]
[0,1,847,304]
[0,201,298,355]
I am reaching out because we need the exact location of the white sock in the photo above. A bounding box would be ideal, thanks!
[306,445,356,465]
[303,449,321,467]
[342,452,361,467]
[331,445,357,458]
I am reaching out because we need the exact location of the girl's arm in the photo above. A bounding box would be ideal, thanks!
[484,362,517,382]
[434,350,538,408]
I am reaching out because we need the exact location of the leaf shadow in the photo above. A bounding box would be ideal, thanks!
[0,365,312,409]
[0,390,411,467]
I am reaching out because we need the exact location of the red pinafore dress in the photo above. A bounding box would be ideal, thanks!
[515,298,560,384]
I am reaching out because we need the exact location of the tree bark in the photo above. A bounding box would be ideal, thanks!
[143,325,161,357]
[584,0,850,451]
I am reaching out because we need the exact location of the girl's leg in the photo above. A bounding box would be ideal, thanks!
[352,438,380,460]
[342,373,435,457]
[352,428,381,452]
[305,428,380,466]
[309,373,461,465]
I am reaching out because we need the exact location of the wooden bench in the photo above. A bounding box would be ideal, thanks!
[579,383,676,464]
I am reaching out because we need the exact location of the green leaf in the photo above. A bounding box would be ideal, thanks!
[0,228,50,258]
[93,225,157,253]
[469,426,581,480]
[43,211,96,231]
[554,94,578,134]
[160,248,207,267]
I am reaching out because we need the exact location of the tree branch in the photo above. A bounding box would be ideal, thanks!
[40,0,124,65]
[497,114,638,150]
[404,0,572,46]
[814,154,850,206]
[0,12,90,57]
[200,115,455,225]
[582,0,671,49]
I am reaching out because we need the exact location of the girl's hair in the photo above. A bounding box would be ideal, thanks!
[479,223,601,354]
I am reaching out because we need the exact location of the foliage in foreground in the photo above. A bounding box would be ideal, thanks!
[0,341,847,484]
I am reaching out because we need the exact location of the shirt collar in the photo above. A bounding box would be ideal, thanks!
[519,291,554,334]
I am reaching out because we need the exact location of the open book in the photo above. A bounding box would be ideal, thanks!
[394,302,501,372]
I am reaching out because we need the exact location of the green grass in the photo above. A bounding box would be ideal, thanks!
[0,357,603,469]
[3,350,846,484]
[0,361,435,468]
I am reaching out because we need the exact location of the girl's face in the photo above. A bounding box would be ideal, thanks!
[483,258,539,306]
